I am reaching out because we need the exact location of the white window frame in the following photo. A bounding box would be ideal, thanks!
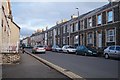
[97,14,102,25]
[107,10,113,22]
[66,25,69,33]
[63,26,66,33]
[74,35,78,44]
[80,20,84,30]
[58,28,60,35]
[87,33,93,44]
[88,17,92,28]
[70,24,73,33]
[106,29,115,42]
[63,37,65,44]
[75,22,78,31]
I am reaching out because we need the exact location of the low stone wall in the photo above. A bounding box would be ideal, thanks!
[2,53,20,64]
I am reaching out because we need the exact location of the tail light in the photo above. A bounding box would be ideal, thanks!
[35,48,38,50]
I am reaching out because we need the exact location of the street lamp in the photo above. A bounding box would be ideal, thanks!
[76,8,79,17]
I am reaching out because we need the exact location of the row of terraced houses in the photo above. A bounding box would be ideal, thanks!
[23,2,120,49]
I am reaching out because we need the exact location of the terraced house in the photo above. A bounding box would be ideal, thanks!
[47,2,120,49]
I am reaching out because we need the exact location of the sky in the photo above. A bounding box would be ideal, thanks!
[10,0,109,39]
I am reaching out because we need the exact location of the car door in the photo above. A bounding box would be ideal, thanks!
[108,46,115,57]
[62,46,67,52]
[115,46,120,58]
[79,46,84,54]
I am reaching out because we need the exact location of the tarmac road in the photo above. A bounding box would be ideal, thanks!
[26,49,120,79]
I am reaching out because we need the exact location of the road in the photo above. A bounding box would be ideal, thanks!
[26,49,119,79]
[2,53,70,79]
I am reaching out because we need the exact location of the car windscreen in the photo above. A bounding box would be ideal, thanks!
[68,46,74,48]
[37,45,44,47]
[116,47,120,51]
[87,47,96,51]
[56,46,60,48]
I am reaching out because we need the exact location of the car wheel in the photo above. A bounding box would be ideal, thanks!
[76,52,78,55]
[67,50,69,54]
[105,53,109,59]
[84,53,87,56]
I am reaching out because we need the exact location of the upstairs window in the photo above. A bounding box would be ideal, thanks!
[107,10,113,22]
[63,37,66,44]
[66,25,69,33]
[75,22,78,31]
[97,14,102,25]
[88,17,92,28]
[58,28,60,35]
[70,24,73,33]
[63,26,66,33]
[80,20,84,30]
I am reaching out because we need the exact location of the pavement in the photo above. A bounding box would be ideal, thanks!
[2,52,70,79]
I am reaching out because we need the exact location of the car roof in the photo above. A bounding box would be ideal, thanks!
[108,45,120,47]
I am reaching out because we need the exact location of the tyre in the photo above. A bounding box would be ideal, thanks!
[84,53,87,56]
[67,50,69,54]
[76,51,78,55]
[105,53,109,59]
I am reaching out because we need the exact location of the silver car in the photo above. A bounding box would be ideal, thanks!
[32,45,46,53]
[104,45,120,59]
[62,45,76,54]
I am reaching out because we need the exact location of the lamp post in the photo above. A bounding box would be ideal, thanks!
[76,8,79,17]
[76,8,80,46]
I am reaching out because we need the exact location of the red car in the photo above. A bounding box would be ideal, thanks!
[45,46,52,51]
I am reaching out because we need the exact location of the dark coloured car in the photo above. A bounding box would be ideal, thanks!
[76,45,98,56]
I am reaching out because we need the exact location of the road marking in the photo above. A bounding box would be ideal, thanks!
[25,50,85,80]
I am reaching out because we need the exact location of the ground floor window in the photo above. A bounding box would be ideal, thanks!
[57,38,60,45]
[63,37,66,45]
[74,35,78,45]
[106,29,115,42]
[87,32,93,44]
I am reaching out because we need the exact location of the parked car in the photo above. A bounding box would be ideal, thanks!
[76,45,98,56]
[52,45,62,52]
[32,45,46,53]
[97,47,106,57]
[104,45,120,59]
[62,45,76,54]
[45,45,52,51]
[25,45,33,49]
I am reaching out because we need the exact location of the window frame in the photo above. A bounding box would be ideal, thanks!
[88,17,92,28]
[87,32,93,44]
[97,14,102,25]
[106,29,115,42]
[107,10,113,22]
